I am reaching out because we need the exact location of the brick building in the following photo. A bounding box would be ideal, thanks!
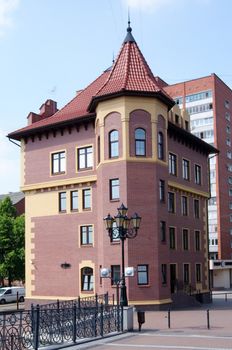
[0,192,25,216]
[8,25,217,307]
[165,75,232,288]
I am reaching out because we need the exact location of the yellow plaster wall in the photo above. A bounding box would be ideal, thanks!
[96,96,169,163]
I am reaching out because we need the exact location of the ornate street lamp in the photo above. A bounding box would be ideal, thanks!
[104,203,141,306]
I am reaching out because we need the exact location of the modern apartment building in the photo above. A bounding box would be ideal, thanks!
[165,75,232,288]
[8,25,216,307]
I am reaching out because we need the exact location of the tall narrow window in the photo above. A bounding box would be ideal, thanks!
[168,192,175,213]
[158,132,164,160]
[109,130,119,158]
[183,264,190,284]
[83,189,91,210]
[135,128,146,156]
[196,264,201,283]
[182,229,189,250]
[181,196,188,216]
[159,180,165,202]
[111,265,121,285]
[78,146,93,170]
[81,267,93,291]
[195,230,201,251]
[195,164,201,185]
[52,151,66,174]
[110,178,120,200]
[137,265,149,285]
[80,225,93,245]
[194,199,200,218]
[182,159,190,180]
[160,221,166,242]
[169,153,177,175]
[97,136,100,164]
[71,191,78,211]
[59,192,66,212]
[169,227,176,249]
[161,264,167,285]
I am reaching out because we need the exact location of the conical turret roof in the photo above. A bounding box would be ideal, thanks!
[88,23,174,111]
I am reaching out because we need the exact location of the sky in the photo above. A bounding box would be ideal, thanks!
[0,0,232,194]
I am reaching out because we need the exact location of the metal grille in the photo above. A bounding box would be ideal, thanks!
[0,303,123,349]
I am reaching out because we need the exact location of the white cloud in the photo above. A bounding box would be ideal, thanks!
[0,129,20,194]
[124,0,175,12]
[0,0,19,36]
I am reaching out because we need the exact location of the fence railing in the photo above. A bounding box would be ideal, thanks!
[32,292,110,311]
[0,300,123,349]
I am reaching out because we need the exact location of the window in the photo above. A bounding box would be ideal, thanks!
[71,191,78,211]
[169,153,177,175]
[183,264,190,284]
[227,125,231,134]
[185,90,212,103]
[109,130,119,158]
[59,192,66,212]
[195,165,201,185]
[182,159,190,180]
[169,227,176,249]
[175,114,179,124]
[83,189,91,210]
[135,128,146,156]
[194,199,200,218]
[97,136,100,164]
[111,265,120,285]
[80,225,93,245]
[160,221,166,242]
[226,112,231,121]
[227,138,231,146]
[159,180,165,202]
[137,265,149,285]
[161,264,167,285]
[228,152,232,159]
[168,192,175,213]
[174,96,183,105]
[110,178,120,200]
[81,267,93,291]
[78,146,93,170]
[182,229,189,250]
[229,189,232,197]
[185,121,189,131]
[181,196,188,216]
[186,103,213,115]
[158,132,164,160]
[195,230,201,251]
[51,151,66,174]
[196,264,201,283]
[225,100,230,109]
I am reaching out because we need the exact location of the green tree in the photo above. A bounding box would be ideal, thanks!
[0,197,25,286]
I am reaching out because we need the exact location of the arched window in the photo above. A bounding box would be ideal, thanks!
[81,267,94,291]
[109,130,119,158]
[135,128,146,156]
[158,132,164,160]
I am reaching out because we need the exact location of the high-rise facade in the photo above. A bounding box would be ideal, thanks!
[165,76,232,287]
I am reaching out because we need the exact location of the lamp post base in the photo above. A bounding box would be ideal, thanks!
[120,284,128,306]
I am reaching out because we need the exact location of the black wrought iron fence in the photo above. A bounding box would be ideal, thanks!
[33,292,109,311]
[0,302,123,349]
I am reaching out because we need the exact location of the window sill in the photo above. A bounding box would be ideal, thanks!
[81,244,93,247]
[83,208,91,211]
[78,167,93,172]
[59,210,67,214]
[110,199,120,202]
[71,209,79,213]
[138,284,150,288]
[52,172,66,176]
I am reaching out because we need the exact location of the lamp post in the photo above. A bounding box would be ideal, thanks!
[104,203,141,306]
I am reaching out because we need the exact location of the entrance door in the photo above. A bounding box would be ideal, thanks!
[170,264,177,293]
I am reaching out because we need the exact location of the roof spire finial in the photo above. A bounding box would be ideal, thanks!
[124,9,135,43]
[127,8,132,32]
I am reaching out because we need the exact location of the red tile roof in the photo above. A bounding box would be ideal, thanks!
[8,25,174,141]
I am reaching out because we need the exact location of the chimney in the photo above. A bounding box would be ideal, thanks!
[39,99,58,118]
[27,99,58,125]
